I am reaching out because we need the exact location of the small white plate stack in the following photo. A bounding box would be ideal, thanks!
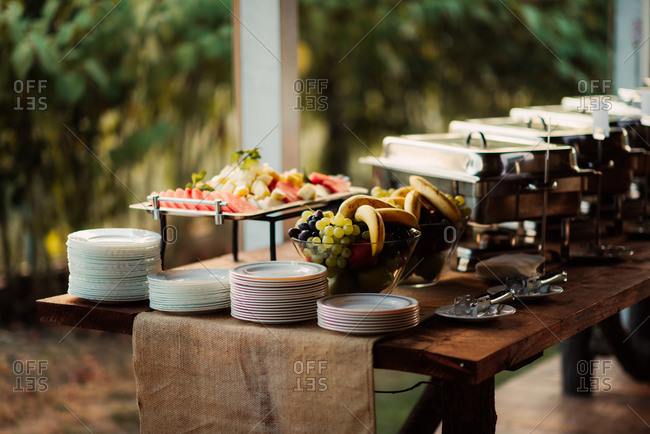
[148,269,230,313]
[229,261,328,324]
[317,293,420,334]
[67,228,161,303]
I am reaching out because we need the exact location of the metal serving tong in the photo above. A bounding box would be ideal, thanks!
[453,287,515,317]
[505,270,568,295]
[452,270,567,317]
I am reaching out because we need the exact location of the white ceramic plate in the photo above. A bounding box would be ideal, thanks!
[231,294,325,306]
[317,316,419,328]
[230,286,328,299]
[231,311,316,324]
[230,261,327,281]
[67,228,161,247]
[318,294,419,314]
[148,269,230,284]
[228,277,327,288]
[317,319,420,334]
[68,290,148,303]
[317,310,420,323]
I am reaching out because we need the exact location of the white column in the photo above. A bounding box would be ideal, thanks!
[233,0,299,252]
[614,0,645,90]
[642,0,650,82]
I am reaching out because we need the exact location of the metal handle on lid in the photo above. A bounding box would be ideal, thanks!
[465,131,487,149]
[526,116,547,130]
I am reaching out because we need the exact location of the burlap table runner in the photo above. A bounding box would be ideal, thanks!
[133,311,380,433]
[132,270,484,433]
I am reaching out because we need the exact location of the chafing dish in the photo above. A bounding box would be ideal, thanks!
[449,116,634,195]
[359,133,590,224]
[559,96,650,151]
[510,103,649,157]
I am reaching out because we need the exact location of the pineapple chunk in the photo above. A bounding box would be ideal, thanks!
[270,189,286,201]
[313,184,330,198]
[221,182,236,194]
[255,174,273,185]
[251,180,270,198]
[297,183,316,200]
[287,172,304,187]
[234,184,249,197]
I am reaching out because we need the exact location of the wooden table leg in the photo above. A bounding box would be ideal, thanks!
[398,378,442,434]
[441,377,496,434]
[561,327,592,395]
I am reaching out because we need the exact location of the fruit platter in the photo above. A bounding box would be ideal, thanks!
[289,176,467,294]
[130,150,366,220]
[372,175,469,286]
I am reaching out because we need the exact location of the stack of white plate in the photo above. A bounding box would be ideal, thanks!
[148,269,230,313]
[229,261,328,324]
[317,293,420,334]
[67,228,161,303]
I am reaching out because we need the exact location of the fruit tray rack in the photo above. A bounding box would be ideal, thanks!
[130,187,367,266]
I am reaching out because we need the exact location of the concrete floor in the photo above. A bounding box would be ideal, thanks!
[492,354,650,433]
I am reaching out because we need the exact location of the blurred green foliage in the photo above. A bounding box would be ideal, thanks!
[0,0,234,322]
[299,0,609,175]
[0,0,608,323]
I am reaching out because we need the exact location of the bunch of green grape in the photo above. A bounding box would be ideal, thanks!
[288,210,363,269]
[450,195,472,218]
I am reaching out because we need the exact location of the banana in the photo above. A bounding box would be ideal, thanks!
[404,191,423,222]
[391,186,414,198]
[409,175,462,222]
[381,196,405,208]
[376,208,420,230]
[338,195,394,219]
[354,205,385,256]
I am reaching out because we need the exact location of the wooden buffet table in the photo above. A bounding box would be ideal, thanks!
[37,240,650,433]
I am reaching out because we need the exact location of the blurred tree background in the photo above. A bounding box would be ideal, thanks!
[0,0,609,324]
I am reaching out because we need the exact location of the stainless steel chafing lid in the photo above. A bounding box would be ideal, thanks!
[359,133,577,184]
[561,96,641,118]
[618,87,650,105]
[510,105,636,127]
[449,116,630,152]
[449,117,595,139]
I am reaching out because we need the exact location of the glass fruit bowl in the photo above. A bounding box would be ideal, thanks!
[291,228,421,295]
[401,218,468,287]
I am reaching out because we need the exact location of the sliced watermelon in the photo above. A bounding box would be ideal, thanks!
[308,172,351,193]
[219,191,260,213]
[173,188,189,209]
[159,189,174,208]
[203,191,234,213]
[274,180,301,203]
[322,177,350,193]
[308,172,329,185]
[164,189,176,208]
[191,188,210,211]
